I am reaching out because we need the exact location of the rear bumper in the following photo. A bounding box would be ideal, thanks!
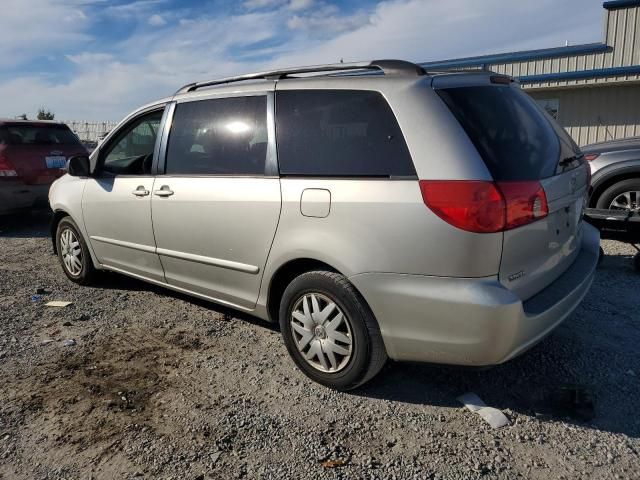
[349,223,600,365]
[0,181,50,215]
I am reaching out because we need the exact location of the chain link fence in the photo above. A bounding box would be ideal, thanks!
[63,120,119,148]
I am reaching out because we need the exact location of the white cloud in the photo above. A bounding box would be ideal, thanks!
[0,0,605,121]
[148,13,167,26]
[0,0,90,69]
[105,0,168,17]
[287,6,370,34]
[288,0,314,11]
[66,52,116,65]
[277,0,602,66]
[243,0,284,10]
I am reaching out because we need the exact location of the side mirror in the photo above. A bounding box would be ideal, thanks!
[67,155,90,177]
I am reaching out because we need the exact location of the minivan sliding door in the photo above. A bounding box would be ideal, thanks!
[150,92,281,310]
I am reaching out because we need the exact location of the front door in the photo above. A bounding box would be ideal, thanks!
[151,94,281,309]
[82,108,166,281]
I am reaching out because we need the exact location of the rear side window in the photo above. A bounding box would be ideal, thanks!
[276,90,415,177]
[0,124,81,146]
[437,86,560,181]
[166,96,268,175]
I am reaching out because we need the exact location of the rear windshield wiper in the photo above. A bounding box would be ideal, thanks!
[558,154,584,168]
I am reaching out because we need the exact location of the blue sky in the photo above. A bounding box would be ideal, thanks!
[2,0,607,121]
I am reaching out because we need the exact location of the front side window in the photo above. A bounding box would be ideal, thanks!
[275,90,415,177]
[165,96,268,175]
[100,110,163,175]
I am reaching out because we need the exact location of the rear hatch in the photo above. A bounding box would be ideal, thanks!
[0,123,87,185]
[435,78,589,301]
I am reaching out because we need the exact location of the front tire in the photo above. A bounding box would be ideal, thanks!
[279,271,387,390]
[55,217,96,285]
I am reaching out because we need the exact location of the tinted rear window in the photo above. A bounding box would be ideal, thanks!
[276,90,415,177]
[0,124,82,146]
[437,86,560,181]
[166,96,268,176]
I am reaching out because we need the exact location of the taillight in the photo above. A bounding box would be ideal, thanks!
[584,153,600,162]
[497,181,548,229]
[0,154,18,177]
[419,180,548,233]
[419,181,505,233]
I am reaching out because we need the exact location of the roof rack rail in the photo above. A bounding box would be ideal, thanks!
[175,59,426,94]
[418,63,496,72]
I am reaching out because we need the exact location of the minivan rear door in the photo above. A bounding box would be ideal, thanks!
[435,79,589,301]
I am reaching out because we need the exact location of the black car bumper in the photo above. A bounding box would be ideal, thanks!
[0,181,50,215]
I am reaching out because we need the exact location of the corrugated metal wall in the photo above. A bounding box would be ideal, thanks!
[490,4,640,88]
[528,84,640,146]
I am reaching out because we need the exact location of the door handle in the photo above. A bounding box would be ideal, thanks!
[132,186,150,197]
[153,185,174,197]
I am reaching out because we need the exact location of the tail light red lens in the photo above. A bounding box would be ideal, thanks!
[497,181,549,229]
[0,154,18,177]
[419,181,505,233]
[584,154,600,162]
[419,180,548,233]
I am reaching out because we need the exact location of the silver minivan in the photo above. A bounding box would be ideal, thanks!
[49,60,600,390]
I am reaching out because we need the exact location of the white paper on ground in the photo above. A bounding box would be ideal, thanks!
[477,407,510,429]
[457,392,487,412]
[45,301,73,307]
[457,392,510,429]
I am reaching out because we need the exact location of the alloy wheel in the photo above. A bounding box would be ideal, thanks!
[609,190,640,212]
[60,228,83,276]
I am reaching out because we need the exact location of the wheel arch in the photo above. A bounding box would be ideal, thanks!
[50,209,70,254]
[50,210,101,272]
[263,255,386,325]
[590,168,640,207]
[266,258,339,323]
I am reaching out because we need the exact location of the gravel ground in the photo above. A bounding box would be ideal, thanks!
[1,212,639,480]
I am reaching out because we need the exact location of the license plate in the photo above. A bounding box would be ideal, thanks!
[45,156,67,169]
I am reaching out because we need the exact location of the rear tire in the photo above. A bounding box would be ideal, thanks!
[279,271,387,390]
[595,178,640,212]
[55,217,97,285]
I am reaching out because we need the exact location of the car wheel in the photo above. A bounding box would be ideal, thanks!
[279,270,387,390]
[55,217,96,285]
[595,178,640,213]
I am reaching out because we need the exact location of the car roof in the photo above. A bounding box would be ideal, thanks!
[582,136,640,154]
[124,60,507,124]
[0,119,67,127]
[171,59,503,101]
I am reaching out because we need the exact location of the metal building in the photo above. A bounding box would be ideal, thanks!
[421,0,640,146]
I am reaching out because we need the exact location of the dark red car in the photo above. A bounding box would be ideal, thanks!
[0,120,88,215]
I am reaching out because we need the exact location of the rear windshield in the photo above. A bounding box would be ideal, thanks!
[437,86,563,181]
[0,124,81,146]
